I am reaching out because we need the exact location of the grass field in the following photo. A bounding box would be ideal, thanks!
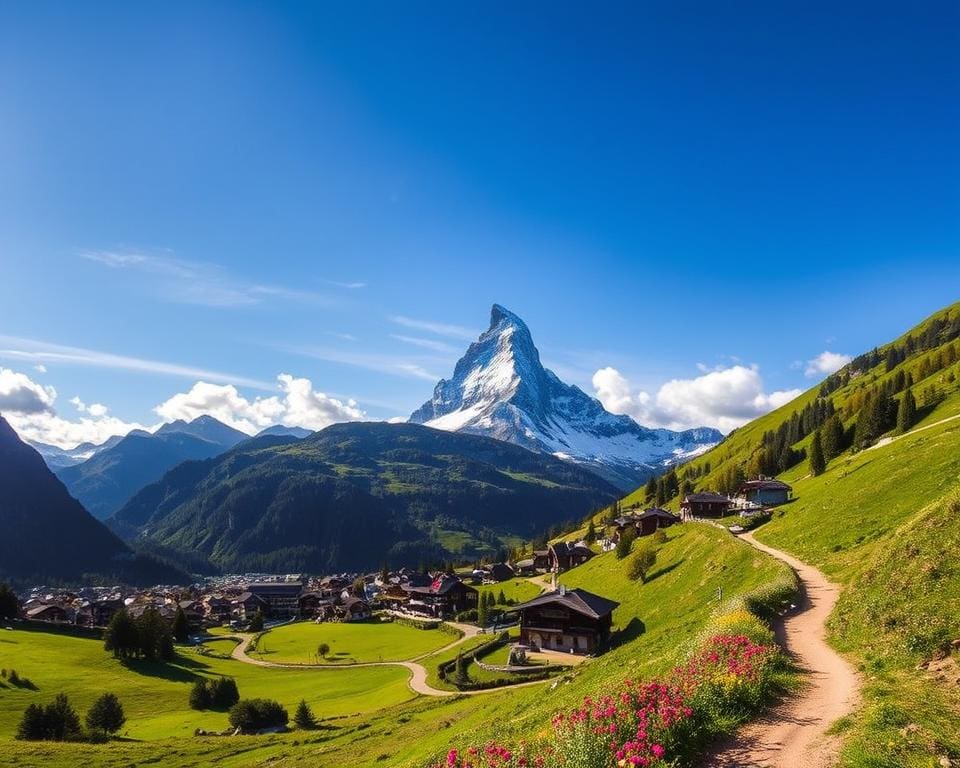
[252,619,454,664]
[0,524,789,767]
[476,578,542,606]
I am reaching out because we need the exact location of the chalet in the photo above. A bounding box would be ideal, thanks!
[299,592,335,619]
[233,591,268,620]
[680,492,731,519]
[634,508,681,536]
[337,597,371,622]
[489,563,515,582]
[738,478,792,507]
[513,558,536,576]
[178,600,205,631]
[549,542,595,572]
[25,604,67,623]
[246,582,303,617]
[77,598,123,627]
[401,576,479,618]
[202,595,233,622]
[532,550,552,572]
[511,586,619,654]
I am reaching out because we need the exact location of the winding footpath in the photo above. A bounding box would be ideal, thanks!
[226,621,549,697]
[705,532,860,768]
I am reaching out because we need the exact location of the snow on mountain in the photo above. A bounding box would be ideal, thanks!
[409,304,722,490]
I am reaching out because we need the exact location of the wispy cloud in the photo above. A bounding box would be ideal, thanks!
[287,344,441,382]
[0,336,274,390]
[389,334,460,354]
[324,331,358,342]
[323,279,367,290]
[388,315,478,341]
[81,249,333,308]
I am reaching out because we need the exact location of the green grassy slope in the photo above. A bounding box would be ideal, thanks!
[612,300,960,768]
[0,524,788,768]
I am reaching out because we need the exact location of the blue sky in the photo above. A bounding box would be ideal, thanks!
[1,2,958,446]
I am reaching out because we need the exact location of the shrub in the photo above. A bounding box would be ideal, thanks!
[615,527,636,559]
[85,693,126,735]
[228,698,288,732]
[628,541,658,582]
[317,642,330,660]
[189,679,211,710]
[294,699,316,729]
[208,677,239,709]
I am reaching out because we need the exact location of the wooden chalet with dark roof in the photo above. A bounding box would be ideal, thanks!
[511,586,619,654]
[680,491,731,518]
[549,542,595,572]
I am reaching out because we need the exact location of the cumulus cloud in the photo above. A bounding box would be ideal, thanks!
[154,374,365,434]
[0,368,57,415]
[593,365,802,434]
[804,351,851,378]
[0,367,145,448]
[34,364,47,373]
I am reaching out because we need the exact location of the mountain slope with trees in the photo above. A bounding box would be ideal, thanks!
[56,417,249,520]
[112,421,619,573]
[0,415,184,587]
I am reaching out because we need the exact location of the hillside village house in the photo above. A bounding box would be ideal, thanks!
[680,491,732,519]
[613,508,680,538]
[386,575,478,618]
[532,549,552,572]
[489,563,515,582]
[549,542,595,572]
[738,478,793,507]
[512,586,619,654]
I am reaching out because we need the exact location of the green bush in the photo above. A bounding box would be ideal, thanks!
[85,692,125,735]
[228,698,289,732]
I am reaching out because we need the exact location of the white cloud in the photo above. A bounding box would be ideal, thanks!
[389,334,460,354]
[388,315,478,340]
[154,374,365,434]
[593,365,802,434]
[0,368,57,415]
[33,364,47,373]
[0,335,274,390]
[81,249,333,308]
[804,351,851,378]
[1,368,145,448]
[323,280,367,289]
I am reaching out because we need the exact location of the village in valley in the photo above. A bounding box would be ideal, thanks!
[8,475,793,700]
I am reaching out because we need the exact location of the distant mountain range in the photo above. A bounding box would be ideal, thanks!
[52,416,249,520]
[0,415,184,587]
[29,433,126,469]
[410,304,722,489]
[110,421,619,573]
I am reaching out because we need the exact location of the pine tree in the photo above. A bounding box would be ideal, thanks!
[294,699,316,729]
[15,704,46,741]
[103,609,139,660]
[497,589,506,606]
[45,694,82,741]
[85,693,126,735]
[644,476,657,500]
[809,429,826,476]
[821,413,845,461]
[172,606,189,643]
[189,679,212,710]
[454,651,469,685]
[0,583,18,621]
[897,389,917,434]
[477,596,488,628]
[585,519,596,544]
[615,527,635,559]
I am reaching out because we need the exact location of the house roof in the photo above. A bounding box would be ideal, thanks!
[637,508,680,521]
[682,492,730,504]
[510,587,620,620]
[246,582,303,596]
[739,479,792,492]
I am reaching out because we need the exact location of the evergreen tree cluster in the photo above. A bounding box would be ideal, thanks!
[227,698,288,732]
[189,677,240,710]
[103,607,174,661]
[17,692,125,742]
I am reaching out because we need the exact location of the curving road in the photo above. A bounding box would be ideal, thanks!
[704,532,860,768]
[225,621,549,697]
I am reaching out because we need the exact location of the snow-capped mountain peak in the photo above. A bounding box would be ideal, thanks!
[410,304,722,490]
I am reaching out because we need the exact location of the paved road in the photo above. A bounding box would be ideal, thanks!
[704,532,860,768]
